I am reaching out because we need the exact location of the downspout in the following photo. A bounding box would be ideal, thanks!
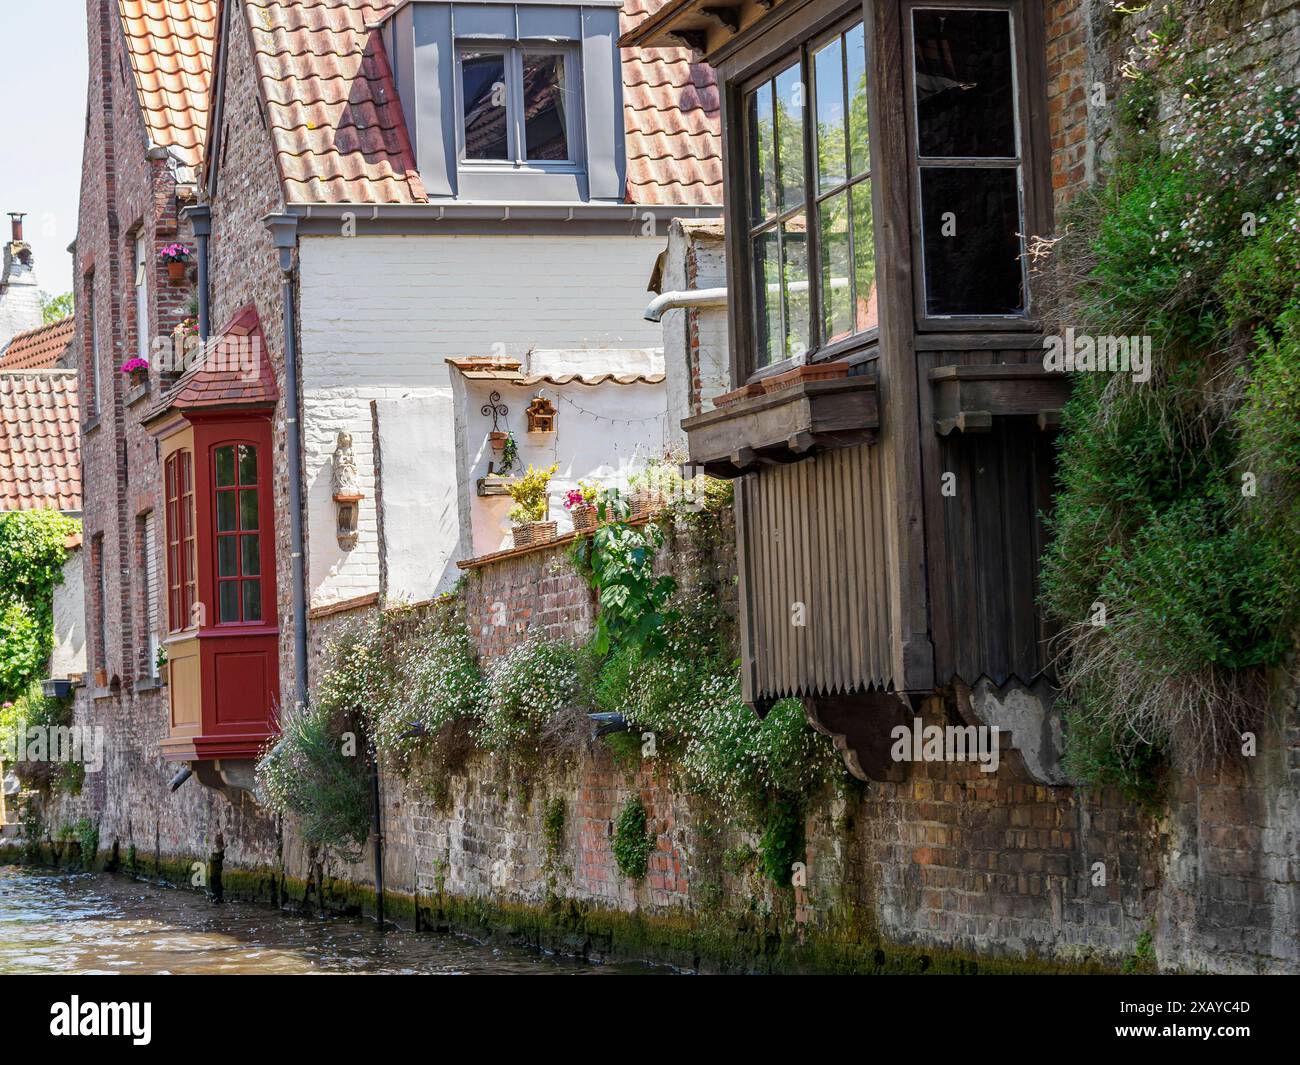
[642,286,728,322]
[182,205,211,338]
[263,214,309,710]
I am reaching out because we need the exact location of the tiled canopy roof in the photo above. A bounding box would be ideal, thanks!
[621,0,722,205]
[0,317,75,371]
[145,305,279,420]
[0,371,82,513]
[233,0,720,205]
[118,1,219,168]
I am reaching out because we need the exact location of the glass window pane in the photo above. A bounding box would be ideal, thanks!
[846,22,870,176]
[752,229,782,368]
[238,444,257,486]
[523,53,568,160]
[782,214,810,361]
[747,83,777,222]
[851,180,879,333]
[218,536,237,577]
[819,192,853,344]
[814,35,845,193]
[215,445,235,487]
[243,581,262,623]
[219,581,239,624]
[913,9,1016,159]
[239,489,259,532]
[774,63,805,213]
[241,535,260,577]
[461,51,509,160]
[216,491,236,532]
[920,166,1024,315]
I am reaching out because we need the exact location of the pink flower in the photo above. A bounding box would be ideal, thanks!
[120,357,149,374]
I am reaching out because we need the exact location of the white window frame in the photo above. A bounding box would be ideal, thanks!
[134,232,150,362]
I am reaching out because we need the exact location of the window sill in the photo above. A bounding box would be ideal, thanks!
[125,380,152,408]
[84,414,102,435]
[134,676,166,693]
[681,371,879,479]
[929,363,1072,435]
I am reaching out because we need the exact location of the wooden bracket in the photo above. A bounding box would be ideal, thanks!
[700,6,741,32]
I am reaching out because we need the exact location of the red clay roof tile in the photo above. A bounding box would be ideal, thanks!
[238,1,719,205]
[146,305,279,419]
[0,370,81,513]
[118,1,219,168]
[0,318,76,371]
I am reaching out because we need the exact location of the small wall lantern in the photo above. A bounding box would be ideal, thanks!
[332,430,364,550]
[526,395,557,434]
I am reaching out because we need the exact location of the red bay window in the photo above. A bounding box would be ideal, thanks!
[144,305,281,769]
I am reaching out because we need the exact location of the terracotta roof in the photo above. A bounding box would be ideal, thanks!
[0,371,82,513]
[621,0,723,205]
[145,304,279,419]
[0,318,75,371]
[118,1,220,168]
[233,0,718,205]
[445,358,664,386]
[243,0,427,204]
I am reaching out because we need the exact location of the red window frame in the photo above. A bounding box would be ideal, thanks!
[164,450,197,631]
[211,442,264,625]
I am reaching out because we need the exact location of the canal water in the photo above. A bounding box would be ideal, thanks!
[0,866,655,975]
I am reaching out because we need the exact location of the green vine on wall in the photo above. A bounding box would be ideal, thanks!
[0,509,80,702]
[612,797,653,881]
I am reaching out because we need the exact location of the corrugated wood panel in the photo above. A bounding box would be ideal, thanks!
[918,349,1057,688]
[741,444,893,700]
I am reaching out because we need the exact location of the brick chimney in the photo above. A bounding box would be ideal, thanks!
[8,213,24,243]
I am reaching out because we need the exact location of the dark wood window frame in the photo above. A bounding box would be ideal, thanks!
[735,7,878,379]
[901,0,1046,331]
[723,0,1051,384]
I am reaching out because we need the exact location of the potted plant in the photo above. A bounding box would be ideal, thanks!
[490,429,509,451]
[628,459,676,519]
[120,357,149,389]
[508,463,558,548]
[159,242,192,282]
[564,480,602,535]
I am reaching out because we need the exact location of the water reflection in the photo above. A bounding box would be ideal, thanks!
[0,866,654,975]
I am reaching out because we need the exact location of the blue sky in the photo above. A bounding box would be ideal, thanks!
[0,0,88,298]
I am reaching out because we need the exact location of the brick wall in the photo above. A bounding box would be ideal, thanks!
[289,512,1296,973]
[61,0,278,868]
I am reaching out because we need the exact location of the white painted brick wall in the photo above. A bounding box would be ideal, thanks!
[298,233,666,389]
[298,232,666,605]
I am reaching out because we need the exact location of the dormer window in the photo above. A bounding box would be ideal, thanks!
[382,1,626,203]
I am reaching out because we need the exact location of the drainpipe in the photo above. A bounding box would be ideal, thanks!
[263,214,309,711]
[182,204,211,338]
[642,286,728,322]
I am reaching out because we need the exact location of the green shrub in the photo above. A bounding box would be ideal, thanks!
[257,701,371,860]
[0,509,80,702]
[478,638,585,754]
[612,797,653,881]
[756,798,805,887]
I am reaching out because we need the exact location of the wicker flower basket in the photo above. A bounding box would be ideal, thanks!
[511,520,557,549]
[571,503,598,535]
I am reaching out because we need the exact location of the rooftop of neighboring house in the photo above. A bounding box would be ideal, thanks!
[118,1,219,168]
[0,318,76,371]
[0,370,82,513]
[208,0,721,205]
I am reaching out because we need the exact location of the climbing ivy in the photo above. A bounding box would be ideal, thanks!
[612,797,653,881]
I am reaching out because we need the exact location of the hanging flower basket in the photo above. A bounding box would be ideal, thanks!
[159,243,193,283]
[489,430,508,451]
